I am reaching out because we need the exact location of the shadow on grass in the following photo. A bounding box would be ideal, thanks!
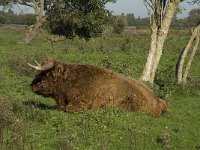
[23,100,57,110]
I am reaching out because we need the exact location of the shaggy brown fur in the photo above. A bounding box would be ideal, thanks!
[30,58,168,116]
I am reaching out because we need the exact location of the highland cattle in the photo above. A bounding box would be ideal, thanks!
[28,58,168,116]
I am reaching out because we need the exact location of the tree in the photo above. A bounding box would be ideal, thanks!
[176,21,200,85]
[187,8,200,27]
[141,0,182,84]
[46,0,115,40]
[0,0,48,44]
[16,0,47,44]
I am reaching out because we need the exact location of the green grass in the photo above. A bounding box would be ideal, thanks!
[0,27,200,150]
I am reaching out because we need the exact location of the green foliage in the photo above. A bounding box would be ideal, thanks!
[187,8,200,26]
[154,64,176,99]
[47,0,115,39]
[120,36,133,51]
[112,16,127,34]
[0,27,200,149]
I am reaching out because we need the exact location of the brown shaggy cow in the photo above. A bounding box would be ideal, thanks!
[28,58,168,116]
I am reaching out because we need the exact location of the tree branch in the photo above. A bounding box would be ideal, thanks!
[143,0,154,11]
[17,0,35,8]
[39,0,44,17]
[143,0,153,25]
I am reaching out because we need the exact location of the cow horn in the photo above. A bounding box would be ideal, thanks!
[28,61,53,71]
[34,60,41,66]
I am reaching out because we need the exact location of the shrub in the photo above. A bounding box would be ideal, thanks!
[120,36,133,51]
[154,65,176,99]
[113,16,127,34]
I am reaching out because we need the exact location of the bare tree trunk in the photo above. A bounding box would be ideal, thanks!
[176,31,197,84]
[176,24,200,84]
[141,24,158,83]
[182,35,199,84]
[141,1,179,84]
[24,17,45,44]
[19,0,46,44]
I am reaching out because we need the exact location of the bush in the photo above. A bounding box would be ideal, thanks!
[113,16,127,34]
[120,36,133,51]
[154,65,176,99]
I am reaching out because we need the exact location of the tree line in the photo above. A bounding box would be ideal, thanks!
[0,8,199,28]
[125,8,200,28]
[0,8,35,25]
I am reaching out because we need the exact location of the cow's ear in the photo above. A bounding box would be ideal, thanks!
[52,64,64,77]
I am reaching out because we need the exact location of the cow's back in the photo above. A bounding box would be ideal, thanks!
[59,64,135,109]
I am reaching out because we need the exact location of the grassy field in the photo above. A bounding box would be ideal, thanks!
[0,26,200,150]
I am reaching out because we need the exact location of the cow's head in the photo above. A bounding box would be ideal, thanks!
[28,58,55,97]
